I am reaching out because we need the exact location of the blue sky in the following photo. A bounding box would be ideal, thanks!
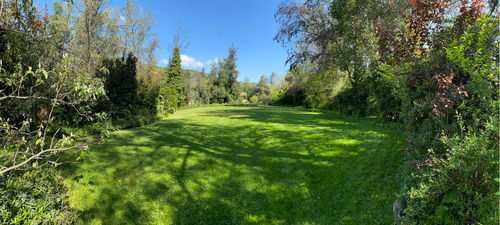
[34,0,289,82]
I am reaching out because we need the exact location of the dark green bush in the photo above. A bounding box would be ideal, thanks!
[368,74,401,122]
[275,84,306,106]
[332,85,369,116]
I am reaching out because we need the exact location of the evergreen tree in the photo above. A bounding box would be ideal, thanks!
[224,43,239,100]
[167,46,183,106]
[100,53,138,118]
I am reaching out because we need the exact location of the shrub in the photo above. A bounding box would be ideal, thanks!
[397,15,499,224]
[275,84,305,106]
[0,167,76,224]
[331,85,369,116]
[249,95,259,104]
[368,73,401,121]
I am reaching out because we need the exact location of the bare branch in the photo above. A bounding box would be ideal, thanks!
[0,95,84,106]
[48,160,82,166]
[0,140,98,176]
[167,20,190,55]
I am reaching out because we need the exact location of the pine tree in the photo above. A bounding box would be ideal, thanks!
[224,43,239,100]
[167,46,183,107]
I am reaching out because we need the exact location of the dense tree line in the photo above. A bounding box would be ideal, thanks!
[273,0,498,223]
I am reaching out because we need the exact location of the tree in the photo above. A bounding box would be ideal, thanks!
[257,75,270,97]
[99,53,138,117]
[0,59,106,175]
[275,0,406,85]
[207,44,241,103]
[120,0,158,62]
[72,0,113,73]
[223,43,240,100]
[0,0,52,72]
[0,1,107,176]
[167,20,191,55]
[166,46,183,107]
[270,72,277,86]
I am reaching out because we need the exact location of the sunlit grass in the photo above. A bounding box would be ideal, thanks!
[60,105,404,224]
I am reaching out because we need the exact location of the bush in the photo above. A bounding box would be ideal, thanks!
[0,168,76,224]
[274,84,305,106]
[403,125,499,224]
[249,95,259,104]
[396,15,499,224]
[157,83,179,118]
[259,95,271,105]
[368,73,401,121]
[332,85,369,116]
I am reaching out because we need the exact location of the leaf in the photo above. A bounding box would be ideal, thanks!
[35,139,41,146]
[43,70,48,79]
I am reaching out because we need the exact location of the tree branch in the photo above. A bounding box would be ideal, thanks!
[0,140,98,176]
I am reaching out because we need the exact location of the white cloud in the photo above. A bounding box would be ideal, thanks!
[161,56,221,69]
[160,58,169,66]
[181,55,203,69]
[204,58,220,67]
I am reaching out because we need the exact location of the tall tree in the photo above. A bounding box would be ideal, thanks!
[0,0,52,72]
[120,0,158,62]
[167,20,191,55]
[270,72,277,86]
[167,46,183,106]
[72,0,111,73]
[257,75,270,96]
[275,0,406,85]
[223,43,239,100]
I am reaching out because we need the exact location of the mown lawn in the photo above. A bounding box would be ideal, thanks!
[60,105,404,224]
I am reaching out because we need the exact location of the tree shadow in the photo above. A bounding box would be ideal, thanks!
[60,106,404,224]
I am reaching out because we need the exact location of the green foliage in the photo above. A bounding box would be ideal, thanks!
[0,1,52,73]
[0,1,162,224]
[0,60,104,224]
[332,85,369,116]
[404,125,499,224]
[1,60,106,170]
[207,44,241,104]
[249,95,259,104]
[393,15,499,224]
[0,167,76,224]
[368,73,401,121]
[275,85,305,106]
[224,44,240,99]
[167,47,183,107]
[270,84,289,104]
[276,0,497,223]
[157,83,179,117]
[98,53,139,119]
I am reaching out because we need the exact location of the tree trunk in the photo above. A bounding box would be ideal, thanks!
[0,0,4,19]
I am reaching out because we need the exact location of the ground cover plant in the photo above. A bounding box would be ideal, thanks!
[60,105,404,224]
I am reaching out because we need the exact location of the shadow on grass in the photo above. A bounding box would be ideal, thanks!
[60,105,404,224]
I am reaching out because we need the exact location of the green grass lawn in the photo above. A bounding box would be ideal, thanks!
[60,105,404,224]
